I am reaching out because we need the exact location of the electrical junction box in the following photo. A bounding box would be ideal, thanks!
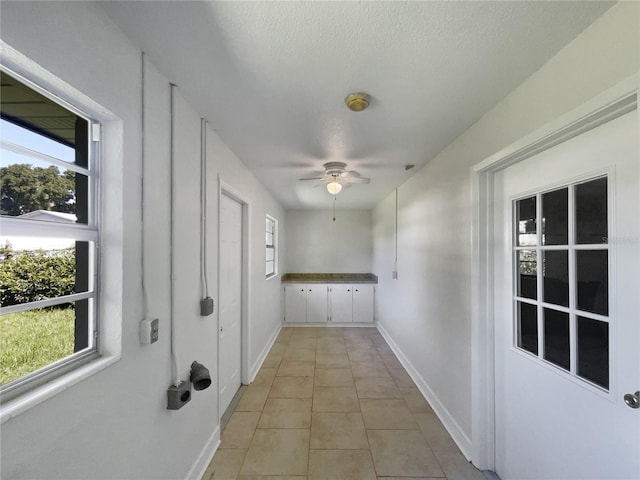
[200,297,214,316]
[140,318,159,344]
[167,381,191,410]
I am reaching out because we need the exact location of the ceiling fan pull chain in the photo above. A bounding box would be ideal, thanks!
[333,196,336,222]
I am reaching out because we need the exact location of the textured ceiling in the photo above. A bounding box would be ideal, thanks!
[101,1,613,210]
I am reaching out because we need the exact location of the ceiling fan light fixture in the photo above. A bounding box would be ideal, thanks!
[345,92,370,112]
[327,180,343,195]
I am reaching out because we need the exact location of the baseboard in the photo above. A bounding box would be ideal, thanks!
[186,425,220,480]
[281,322,377,327]
[249,323,282,382]
[377,323,473,460]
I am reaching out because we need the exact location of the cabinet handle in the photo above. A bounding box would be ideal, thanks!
[355,289,359,292]
[347,289,350,292]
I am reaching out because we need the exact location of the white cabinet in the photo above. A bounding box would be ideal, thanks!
[330,286,354,323]
[353,285,375,323]
[283,283,375,324]
[283,284,328,323]
[284,284,307,323]
[329,284,375,323]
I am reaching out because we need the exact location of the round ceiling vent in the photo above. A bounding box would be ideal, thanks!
[345,92,370,112]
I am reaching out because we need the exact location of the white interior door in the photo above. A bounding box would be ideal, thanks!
[219,193,243,415]
[493,110,639,479]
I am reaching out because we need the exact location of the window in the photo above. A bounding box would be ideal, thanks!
[513,177,610,390]
[0,70,99,399]
[265,215,277,278]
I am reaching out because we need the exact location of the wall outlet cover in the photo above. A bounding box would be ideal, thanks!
[140,318,159,344]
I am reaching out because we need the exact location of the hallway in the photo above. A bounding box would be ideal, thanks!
[203,327,485,479]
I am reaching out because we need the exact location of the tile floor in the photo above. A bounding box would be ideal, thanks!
[202,327,486,480]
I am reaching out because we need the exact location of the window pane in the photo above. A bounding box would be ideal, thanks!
[517,250,537,300]
[575,178,607,245]
[517,302,538,355]
[0,241,89,307]
[543,308,570,371]
[577,316,609,389]
[0,160,84,222]
[0,304,76,385]
[266,231,273,246]
[543,250,569,307]
[266,260,275,276]
[1,119,75,163]
[576,250,608,316]
[542,188,568,245]
[266,247,275,261]
[516,196,536,246]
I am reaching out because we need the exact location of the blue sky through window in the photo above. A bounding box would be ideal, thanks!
[0,119,74,168]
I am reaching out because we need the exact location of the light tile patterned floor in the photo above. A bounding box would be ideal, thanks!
[203,327,485,480]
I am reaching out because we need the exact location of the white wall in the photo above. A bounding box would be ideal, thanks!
[285,209,373,273]
[0,2,284,479]
[373,1,639,459]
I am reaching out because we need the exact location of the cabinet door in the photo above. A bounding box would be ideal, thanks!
[331,286,353,323]
[284,285,307,323]
[353,285,375,323]
[306,285,328,323]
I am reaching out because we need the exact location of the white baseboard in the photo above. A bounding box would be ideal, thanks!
[377,323,472,460]
[186,425,220,480]
[249,324,282,382]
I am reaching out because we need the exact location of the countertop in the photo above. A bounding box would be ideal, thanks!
[281,273,378,284]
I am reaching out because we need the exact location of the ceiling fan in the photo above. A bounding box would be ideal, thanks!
[300,162,370,195]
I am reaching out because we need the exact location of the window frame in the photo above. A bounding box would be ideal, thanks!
[0,67,102,404]
[265,214,278,279]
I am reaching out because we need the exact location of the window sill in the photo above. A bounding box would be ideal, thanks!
[0,355,120,424]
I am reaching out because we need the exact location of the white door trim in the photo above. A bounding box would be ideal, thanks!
[217,177,251,421]
[470,75,638,471]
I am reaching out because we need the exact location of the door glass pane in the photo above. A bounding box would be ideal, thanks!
[575,178,607,245]
[542,188,568,245]
[577,316,609,389]
[517,250,537,300]
[517,302,538,355]
[543,250,569,307]
[543,308,570,371]
[516,196,536,246]
[576,250,608,316]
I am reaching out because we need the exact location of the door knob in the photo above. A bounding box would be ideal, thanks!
[624,391,640,409]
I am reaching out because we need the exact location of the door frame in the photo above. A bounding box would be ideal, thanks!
[470,77,638,471]
[217,177,251,421]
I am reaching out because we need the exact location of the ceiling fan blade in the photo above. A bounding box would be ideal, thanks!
[344,176,370,184]
[299,176,327,181]
[313,178,333,187]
